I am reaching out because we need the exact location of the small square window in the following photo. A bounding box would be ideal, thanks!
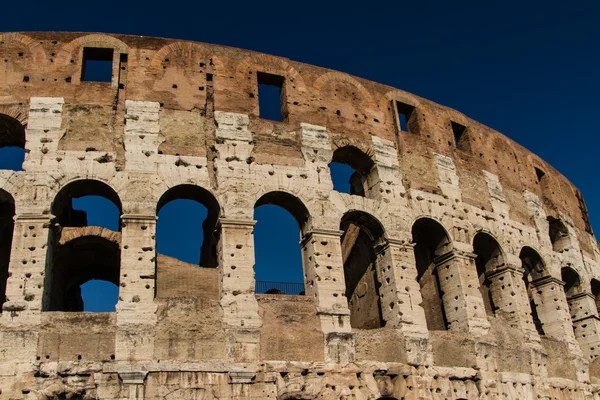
[81,48,114,82]
[395,101,415,133]
[257,72,285,121]
[451,121,467,149]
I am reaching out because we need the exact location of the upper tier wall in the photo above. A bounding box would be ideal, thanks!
[0,31,594,254]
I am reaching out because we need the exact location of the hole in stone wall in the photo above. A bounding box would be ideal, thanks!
[561,266,581,299]
[0,114,26,171]
[80,279,119,312]
[548,217,569,252]
[451,121,467,150]
[257,71,285,122]
[0,190,15,311]
[341,211,386,329]
[411,218,451,330]
[253,192,307,295]
[329,146,374,197]
[534,167,545,184]
[81,47,113,83]
[395,101,416,133]
[473,232,504,316]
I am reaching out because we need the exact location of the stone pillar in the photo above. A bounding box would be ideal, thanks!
[301,229,354,363]
[434,251,490,336]
[115,214,158,362]
[486,264,539,341]
[376,240,431,365]
[530,276,582,355]
[567,291,600,359]
[118,371,148,400]
[0,214,52,365]
[218,218,262,362]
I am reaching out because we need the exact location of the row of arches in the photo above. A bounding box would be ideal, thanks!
[2,177,596,342]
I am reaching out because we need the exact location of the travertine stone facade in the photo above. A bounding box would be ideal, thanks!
[0,32,599,399]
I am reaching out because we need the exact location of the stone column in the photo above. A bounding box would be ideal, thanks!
[434,250,490,336]
[486,263,539,341]
[115,214,158,362]
[118,371,148,400]
[301,228,354,363]
[0,214,52,365]
[218,218,262,362]
[530,276,582,355]
[376,239,431,365]
[567,291,600,359]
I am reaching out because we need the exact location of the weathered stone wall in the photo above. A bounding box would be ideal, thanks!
[0,31,599,399]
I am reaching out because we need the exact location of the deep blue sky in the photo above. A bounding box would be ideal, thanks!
[1,0,599,310]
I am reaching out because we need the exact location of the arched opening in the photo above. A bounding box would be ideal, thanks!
[329,146,374,196]
[592,279,600,315]
[340,210,385,329]
[562,266,582,298]
[472,232,505,316]
[0,114,26,171]
[0,190,15,309]
[548,217,570,252]
[45,180,122,312]
[254,192,308,295]
[156,185,220,267]
[411,218,452,330]
[520,246,547,335]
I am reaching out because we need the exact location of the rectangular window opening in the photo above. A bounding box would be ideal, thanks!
[535,167,546,183]
[451,121,467,149]
[396,101,415,133]
[257,71,285,122]
[81,47,114,83]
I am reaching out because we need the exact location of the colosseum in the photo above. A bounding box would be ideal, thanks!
[0,31,598,399]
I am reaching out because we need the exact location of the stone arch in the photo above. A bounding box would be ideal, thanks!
[330,145,375,197]
[0,32,47,63]
[0,189,15,309]
[58,226,121,246]
[519,246,548,335]
[411,217,453,330]
[472,231,506,315]
[380,89,421,125]
[156,184,221,268]
[55,34,129,65]
[340,210,386,329]
[255,191,310,231]
[149,41,212,70]
[235,54,306,92]
[51,179,123,228]
[0,105,28,128]
[548,216,570,252]
[562,266,582,298]
[0,112,27,171]
[313,72,375,110]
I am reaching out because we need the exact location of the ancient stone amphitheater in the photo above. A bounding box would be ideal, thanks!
[0,31,598,399]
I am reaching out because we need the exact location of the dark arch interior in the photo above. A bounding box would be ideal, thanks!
[548,217,569,252]
[473,232,504,316]
[330,146,375,196]
[0,190,15,309]
[52,180,123,229]
[44,236,120,311]
[561,266,581,298]
[0,114,26,171]
[520,246,546,335]
[340,211,385,329]
[411,218,451,330]
[157,185,220,268]
[591,279,600,314]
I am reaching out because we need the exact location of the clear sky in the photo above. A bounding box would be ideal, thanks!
[1,0,599,310]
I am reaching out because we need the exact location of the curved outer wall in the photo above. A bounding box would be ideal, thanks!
[0,32,598,399]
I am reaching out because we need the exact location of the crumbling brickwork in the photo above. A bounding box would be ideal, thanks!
[0,32,599,399]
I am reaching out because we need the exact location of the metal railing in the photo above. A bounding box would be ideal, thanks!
[255,281,305,295]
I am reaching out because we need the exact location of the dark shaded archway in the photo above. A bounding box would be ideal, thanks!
[254,191,308,295]
[548,217,570,252]
[340,210,385,329]
[0,190,15,309]
[0,113,26,171]
[520,246,547,335]
[411,217,452,330]
[473,232,505,316]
